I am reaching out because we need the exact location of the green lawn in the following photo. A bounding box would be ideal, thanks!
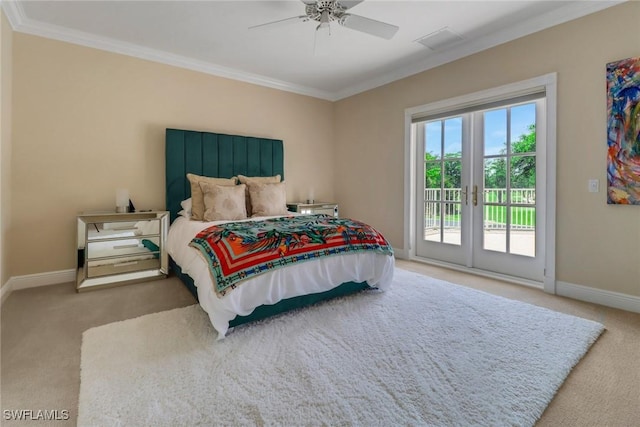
[425,188,536,227]
[484,190,536,226]
[484,206,536,226]
[425,207,535,227]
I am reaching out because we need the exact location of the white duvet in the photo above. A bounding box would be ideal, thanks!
[167,215,395,338]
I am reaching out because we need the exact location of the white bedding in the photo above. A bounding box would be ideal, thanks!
[167,215,395,338]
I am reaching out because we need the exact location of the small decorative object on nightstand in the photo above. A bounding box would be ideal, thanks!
[287,202,339,217]
[76,211,169,292]
[115,189,130,213]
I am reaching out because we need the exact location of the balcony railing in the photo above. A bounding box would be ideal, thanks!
[424,188,535,231]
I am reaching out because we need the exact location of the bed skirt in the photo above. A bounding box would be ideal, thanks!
[169,258,372,328]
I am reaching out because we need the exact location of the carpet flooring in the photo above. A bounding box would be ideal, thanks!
[2,260,639,426]
[77,268,603,426]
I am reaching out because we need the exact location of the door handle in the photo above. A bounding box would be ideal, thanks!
[460,186,468,205]
[473,185,478,206]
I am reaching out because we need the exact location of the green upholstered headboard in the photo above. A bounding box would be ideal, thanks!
[165,129,284,223]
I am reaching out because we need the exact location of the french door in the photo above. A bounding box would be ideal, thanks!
[414,98,545,283]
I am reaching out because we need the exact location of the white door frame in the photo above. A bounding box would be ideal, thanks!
[403,73,557,293]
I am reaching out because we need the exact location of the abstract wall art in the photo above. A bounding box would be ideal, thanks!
[606,56,640,205]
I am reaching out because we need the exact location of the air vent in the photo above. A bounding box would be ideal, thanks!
[415,27,464,51]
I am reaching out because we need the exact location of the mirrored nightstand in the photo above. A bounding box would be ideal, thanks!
[76,211,168,292]
[286,202,339,217]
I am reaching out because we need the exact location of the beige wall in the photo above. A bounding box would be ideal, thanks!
[334,2,640,296]
[7,3,640,299]
[11,33,334,276]
[1,10,13,288]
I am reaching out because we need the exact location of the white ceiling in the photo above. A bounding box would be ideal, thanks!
[3,0,623,100]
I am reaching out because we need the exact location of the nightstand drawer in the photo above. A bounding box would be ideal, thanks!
[86,238,159,260]
[87,258,160,278]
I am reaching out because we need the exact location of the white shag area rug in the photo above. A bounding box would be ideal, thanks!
[78,268,604,426]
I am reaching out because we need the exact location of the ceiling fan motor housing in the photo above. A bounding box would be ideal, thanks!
[306,1,347,23]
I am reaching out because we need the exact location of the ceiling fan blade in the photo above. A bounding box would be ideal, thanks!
[340,13,399,40]
[339,1,365,10]
[248,15,307,31]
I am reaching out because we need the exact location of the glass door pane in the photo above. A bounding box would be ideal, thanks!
[482,103,536,257]
[423,118,462,245]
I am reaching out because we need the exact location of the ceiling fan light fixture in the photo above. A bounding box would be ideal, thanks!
[316,9,332,36]
[320,9,330,24]
[317,21,331,34]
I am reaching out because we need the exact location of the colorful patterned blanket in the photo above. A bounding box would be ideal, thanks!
[189,215,393,296]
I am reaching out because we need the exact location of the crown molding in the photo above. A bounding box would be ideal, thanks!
[332,0,626,100]
[0,0,335,101]
[1,0,25,29]
[1,0,626,102]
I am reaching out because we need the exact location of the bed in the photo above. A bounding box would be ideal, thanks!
[165,128,394,337]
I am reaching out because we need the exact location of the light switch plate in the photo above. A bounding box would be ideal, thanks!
[588,179,599,193]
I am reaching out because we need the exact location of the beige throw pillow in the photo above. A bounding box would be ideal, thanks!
[186,173,237,221]
[199,182,247,221]
[248,181,289,217]
[237,175,281,216]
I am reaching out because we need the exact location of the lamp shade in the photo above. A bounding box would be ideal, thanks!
[116,189,129,213]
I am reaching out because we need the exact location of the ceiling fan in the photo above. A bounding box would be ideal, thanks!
[249,0,399,52]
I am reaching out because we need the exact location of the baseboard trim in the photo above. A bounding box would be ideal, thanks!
[409,256,544,290]
[1,282,14,305]
[405,257,640,314]
[392,247,408,260]
[1,269,75,305]
[556,280,640,314]
[9,269,76,290]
